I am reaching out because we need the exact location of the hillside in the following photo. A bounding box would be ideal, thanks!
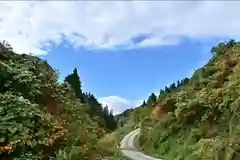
[0,40,117,160]
[2,39,240,160]
[119,40,240,160]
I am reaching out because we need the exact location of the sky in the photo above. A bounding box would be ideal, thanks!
[1,1,240,114]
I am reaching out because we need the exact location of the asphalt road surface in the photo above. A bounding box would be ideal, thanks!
[120,129,163,160]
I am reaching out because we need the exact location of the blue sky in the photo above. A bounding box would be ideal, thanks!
[1,1,240,114]
[41,38,213,100]
[40,37,218,114]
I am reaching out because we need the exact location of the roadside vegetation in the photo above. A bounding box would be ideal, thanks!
[119,40,240,160]
[96,123,134,160]
[0,40,117,160]
[2,38,240,160]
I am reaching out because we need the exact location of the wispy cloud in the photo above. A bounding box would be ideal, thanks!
[1,1,240,55]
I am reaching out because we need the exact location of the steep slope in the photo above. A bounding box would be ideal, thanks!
[0,40,115,160]
[121,40,240,160]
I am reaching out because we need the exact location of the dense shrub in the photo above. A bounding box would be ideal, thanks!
[0,41,115,160]
[121,40,240,160]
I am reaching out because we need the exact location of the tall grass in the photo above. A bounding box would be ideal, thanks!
[96,123,135,159]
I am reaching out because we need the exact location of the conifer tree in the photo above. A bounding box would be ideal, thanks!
[147,93,157,106]
[159,89,164,95]
[169,83,176,90]
[64,68,84,102]
[142,100,147,107]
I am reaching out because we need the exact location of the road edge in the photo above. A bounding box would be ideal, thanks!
[120,128,164,160]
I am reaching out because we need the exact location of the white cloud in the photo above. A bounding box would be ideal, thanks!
[1,1,240,55]
[98,96,142,115]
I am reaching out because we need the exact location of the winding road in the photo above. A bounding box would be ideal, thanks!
[120,129,163,160]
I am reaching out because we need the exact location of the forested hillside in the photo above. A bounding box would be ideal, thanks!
[0,40,117,160]
[119,40,240,160]
[2,38,240,160]
[116,77,190,128]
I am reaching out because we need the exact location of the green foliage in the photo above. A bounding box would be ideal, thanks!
[13,152,39,160]
[0,92,55,147]
[120,40,240,160]
[211,39,236,57]
[147,93,157,106]
[65,70,117,132]
[50,146,86,160]
[65,68,84,102]
[97,123,136,158]
[142,100,147,107]
[0,41,110,160]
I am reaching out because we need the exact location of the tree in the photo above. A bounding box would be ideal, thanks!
[211,42,226,56]
[0,40,13,52]
[182,78,190,85]
[103,105,109,116]
[64,68,84,102]
[147,93,157,106]
[84,93,102,117]
[159,89,164,95]
[108,109,117,130]
[169,83,176,90]
[110,108,114,116]
[102,105,117,131]
[142,100,147,107]
[177,80,181,87]
[165,86,170,93]
[226,39,236,49]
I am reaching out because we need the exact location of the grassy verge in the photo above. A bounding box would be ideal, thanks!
[133,129,163,159]
[134,133,141,150]
[96,124,135,159]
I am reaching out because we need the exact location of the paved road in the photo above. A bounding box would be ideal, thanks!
[120,129,163,160]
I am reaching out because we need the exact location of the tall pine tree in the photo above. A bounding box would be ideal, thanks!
[147,93,157,106]
[65,68,117,132]
[64,68,84,102]
[142,100,147,107]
